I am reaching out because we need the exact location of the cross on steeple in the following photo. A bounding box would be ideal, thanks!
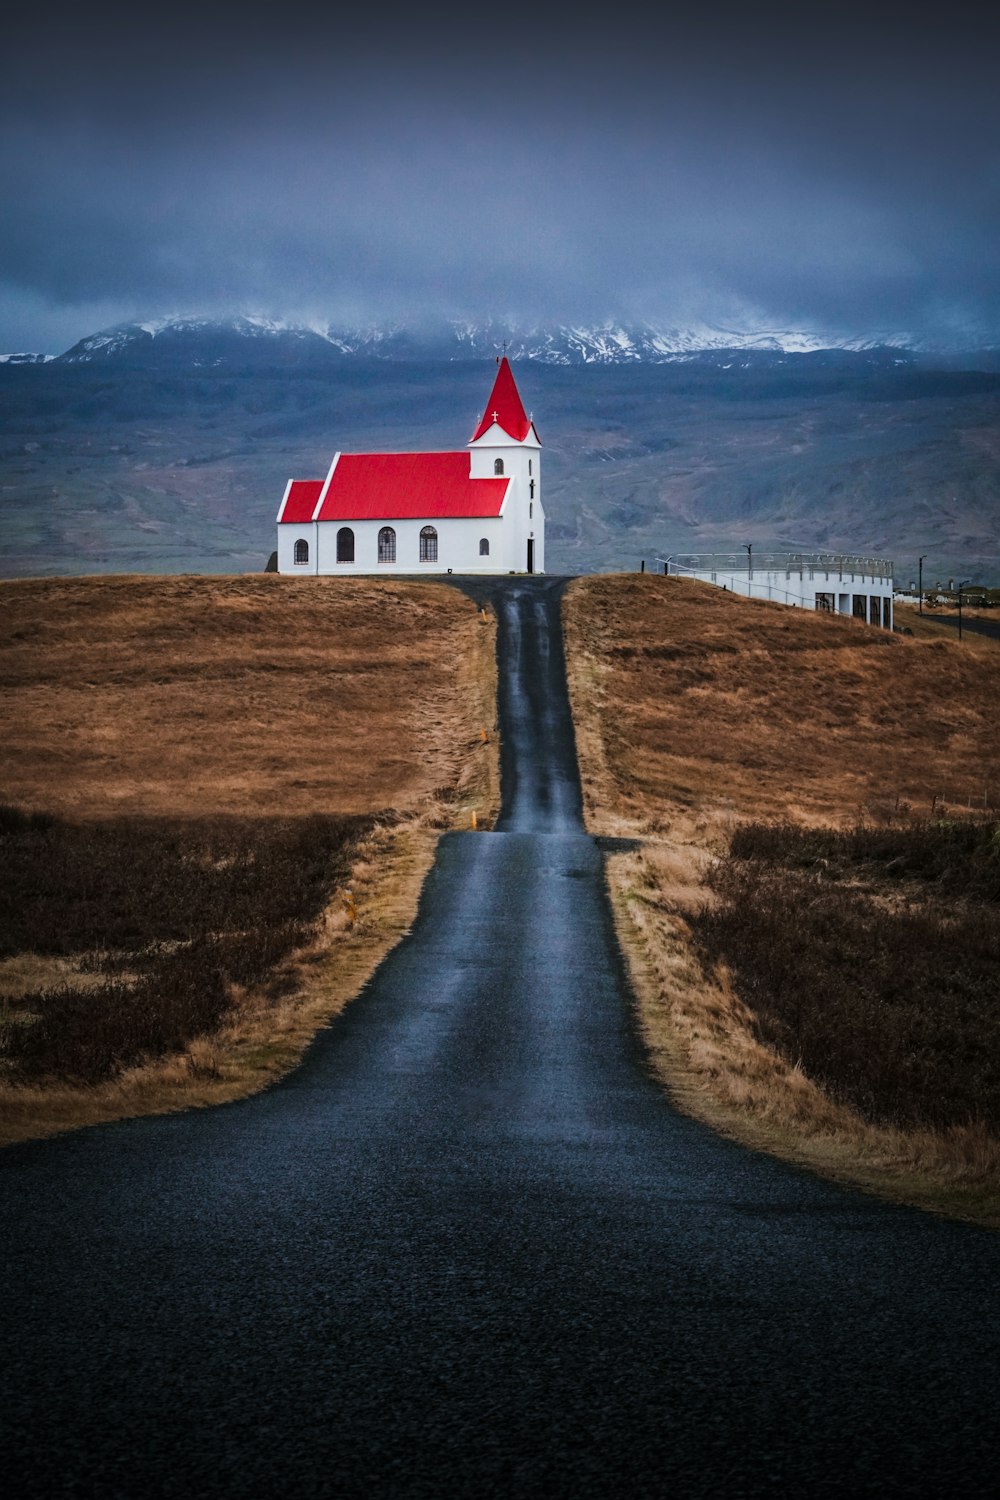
[492,410,499,422]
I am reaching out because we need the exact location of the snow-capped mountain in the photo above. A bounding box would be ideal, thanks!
[57,316,341,367]
[0,352,55,365]
[447,318,923,363]
[49,313,1000,368]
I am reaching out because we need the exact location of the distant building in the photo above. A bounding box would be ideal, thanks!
[664,552,894,628]
[276,357,544,576]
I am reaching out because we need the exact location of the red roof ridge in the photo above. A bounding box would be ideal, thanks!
[325,447,467,460]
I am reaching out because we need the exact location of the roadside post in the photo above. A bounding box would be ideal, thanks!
[957,579,971,641]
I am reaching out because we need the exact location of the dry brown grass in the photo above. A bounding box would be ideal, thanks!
[0,573,497,821]
[0,574,498,1144]
[565,574,1000,844]
[0,953,125,1000]
[564,574,1000,1226]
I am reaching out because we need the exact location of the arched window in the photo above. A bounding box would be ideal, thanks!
[419,525,438,563]
[294,538,309,565]
[336,527,355,563]
[378,526,396,564]
[528,459,532,474]
[494,458,504,475]
[479,538,490,556]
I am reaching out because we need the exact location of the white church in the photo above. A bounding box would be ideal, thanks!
[276,357,544,575]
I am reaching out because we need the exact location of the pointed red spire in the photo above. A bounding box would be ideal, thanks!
[470,356,532,443]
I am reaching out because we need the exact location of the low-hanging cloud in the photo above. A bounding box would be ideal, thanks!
[3,2,999,349]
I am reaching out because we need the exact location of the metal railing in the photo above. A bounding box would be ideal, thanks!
[663,551,893,581]
[664,567,811,608]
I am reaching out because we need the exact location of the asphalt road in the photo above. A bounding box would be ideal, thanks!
[3,576,1000,1497]
[916,611,1000,644]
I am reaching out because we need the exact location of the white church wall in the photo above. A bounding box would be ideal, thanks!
[312,515,512,575]
[530,499,545,574]
[468,431,540,481]
[278,522,317,573]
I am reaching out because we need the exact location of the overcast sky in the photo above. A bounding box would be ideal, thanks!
[3,2,999,350]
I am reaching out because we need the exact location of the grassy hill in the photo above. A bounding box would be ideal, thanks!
[0,574,497,1141]
[564,576,1000,831]
[564,575,1000,1224]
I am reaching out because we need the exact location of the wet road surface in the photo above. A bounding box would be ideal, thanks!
[3,576,1000,1496]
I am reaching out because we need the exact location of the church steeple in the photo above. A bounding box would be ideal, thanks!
[470,356,536,444]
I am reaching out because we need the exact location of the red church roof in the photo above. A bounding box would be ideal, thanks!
[470,356,534,443]
[277,478,324,524]
[276,451,509,523]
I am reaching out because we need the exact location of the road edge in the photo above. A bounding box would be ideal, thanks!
[561,576,1000,1232]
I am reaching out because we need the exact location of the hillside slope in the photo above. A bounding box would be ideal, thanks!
[0,574,496,819]
[565,574,1000,834]
[564,575,1000,1223]
[0,574,498,1143]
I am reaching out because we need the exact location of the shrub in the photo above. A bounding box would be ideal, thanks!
[0,808,371,1081]
[692,818,1000,1131]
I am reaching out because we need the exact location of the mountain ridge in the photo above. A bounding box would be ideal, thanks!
[33,313,1000,369]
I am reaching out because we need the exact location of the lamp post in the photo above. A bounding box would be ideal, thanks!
[956,578,971,641]
[918,554,927,614]
[745,543,753,595]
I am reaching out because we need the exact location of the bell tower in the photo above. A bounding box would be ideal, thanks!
[468,356,543,573]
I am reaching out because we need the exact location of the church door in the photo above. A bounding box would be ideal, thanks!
[527,539,535,575]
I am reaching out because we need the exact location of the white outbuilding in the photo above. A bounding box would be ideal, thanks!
[276,357,544,575]
[664,552,894,627]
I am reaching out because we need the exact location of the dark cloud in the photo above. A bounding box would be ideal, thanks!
[3,2,999,349]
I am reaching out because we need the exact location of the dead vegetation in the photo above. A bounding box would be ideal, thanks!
[0,573,497,820]
[894,600,1000,645]
[565,574,999,840]
[563,574,1000,1226]
[0,805,368,1082]
[695,818,1000,1133]
[0,574,498,1143]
